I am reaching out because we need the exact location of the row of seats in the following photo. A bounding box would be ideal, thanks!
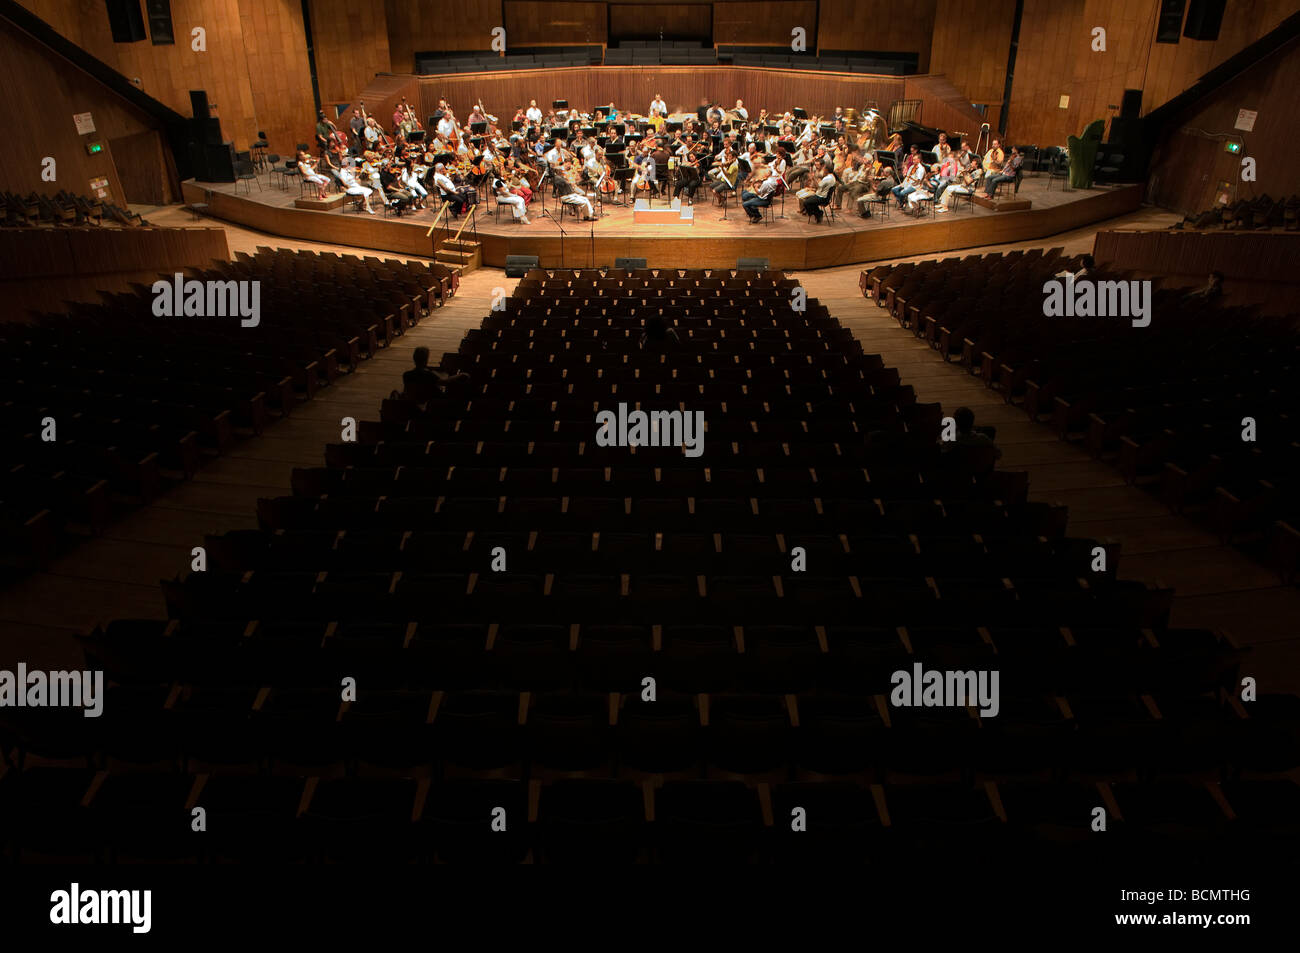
[11,266,1282,862]
[8,767,1295,863]
[0,248,454,572]
[1,189,143,228]
[862,249,1300,577]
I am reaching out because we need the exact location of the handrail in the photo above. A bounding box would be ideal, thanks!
[452,204,476,244]
[425,202,450,238]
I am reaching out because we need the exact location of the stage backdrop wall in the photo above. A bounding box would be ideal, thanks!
[416,66,905,128]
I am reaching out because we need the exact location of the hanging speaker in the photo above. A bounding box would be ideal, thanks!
[1156,0,1186,43]
[1120,89,1143,119]
[105,0,147,42]
[1184,0,1226,40]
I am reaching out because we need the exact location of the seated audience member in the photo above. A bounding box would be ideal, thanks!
[1184,270,1224,301]
[945,406,1002,460]
[403,346,469,402]
[640,314,681,350]
[1055,254,1094,279]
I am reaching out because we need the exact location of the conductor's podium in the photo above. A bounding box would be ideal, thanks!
[632,197,694,226]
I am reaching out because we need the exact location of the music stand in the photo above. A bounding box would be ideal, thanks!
[470,121,487,135]
[667,120,683,133]
[763,124,780,136]
[552,100,569,110]
[408,130,426,143]
[511,119,523,131]
[550,125,569,140]
[793,108,808,120]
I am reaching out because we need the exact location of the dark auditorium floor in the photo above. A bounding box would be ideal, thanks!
[3,201,1298,697]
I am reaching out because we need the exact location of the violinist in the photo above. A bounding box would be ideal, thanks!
[432,163,468,216]
[401,161,430,209]
[297,151,330,200]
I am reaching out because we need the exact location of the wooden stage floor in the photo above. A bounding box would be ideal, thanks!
[183,174,1144,270]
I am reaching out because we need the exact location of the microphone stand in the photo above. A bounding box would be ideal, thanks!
[540,203,566,270]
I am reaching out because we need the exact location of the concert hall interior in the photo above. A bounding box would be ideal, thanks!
[3,0,1300,900]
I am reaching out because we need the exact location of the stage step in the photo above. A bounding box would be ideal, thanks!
[293,194,347,211]
[443,239,480,252]
[973,194,1033,212]
[436,247,480,273]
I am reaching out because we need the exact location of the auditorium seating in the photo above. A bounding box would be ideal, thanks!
[2,190,144,228]
[0,249,457,571]
[862,250,1300,577]
[6,265,1295,865]
[415,46,604,74]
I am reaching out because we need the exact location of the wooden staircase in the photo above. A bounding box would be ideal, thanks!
[429,202,481,275]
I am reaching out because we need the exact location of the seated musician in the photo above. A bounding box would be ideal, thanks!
[650,93,669,118]
[555,170,598,220]
[432,163,468,216]
[709,147,740,200]
[930,150,962,210]
[983,146,1023,196]
[315,111,334,153]
[742,166,780,223]
[337,163,379,214]
[382,161,414,212]
[401,162,429,210]
[905,164,941,213]
[940,148,983,209]
[839,155,873,207]
[733,99,749,121]
[633,146,658,195]
[936,132,952,159]
[505,162,532,205]
[673,141,702,203]
[297,151,330,199]
[885,132,904,170]
[798,158,837,223]
[787,142,815,187]
[891,148,926,207]
[983,139,1005,175]
[706,102,725,124]
[493,178,531,224]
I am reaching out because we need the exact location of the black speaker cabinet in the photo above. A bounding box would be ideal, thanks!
[1184,0,1227,40]
[505,255,540,277]
[737,258,770,270]
[615,257,647,270]
[189,141,236,183]
[191,117,223,145]
[1120,89,1143,119]
[105,0,147,42]
[1156,0,1186,43]
[189,89,210,120]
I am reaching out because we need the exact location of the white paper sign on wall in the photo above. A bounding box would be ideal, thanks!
[1234,109,1257,132]
[74,112,96,135]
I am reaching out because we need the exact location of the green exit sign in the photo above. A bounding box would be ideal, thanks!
[1224,141,1241,153]
[85,141,103,155]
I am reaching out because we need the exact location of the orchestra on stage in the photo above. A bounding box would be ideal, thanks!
[307,94,1007,226]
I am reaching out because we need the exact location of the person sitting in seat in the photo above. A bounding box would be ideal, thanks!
[983,146,1023,197]
[944,406,1002,459]
[403,346,470,403]
[640,314,680,350]
[493,178,530,224]
[1055,254,1094,280]
[1184,270,1224,302]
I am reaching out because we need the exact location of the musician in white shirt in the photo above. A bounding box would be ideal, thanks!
[337,164,378,213]
[650,94,668,118]
[401,164,429,209]
[525,99,543,123]
[733,99,749,121]
[493,178,531,223]
[432,163,468,216]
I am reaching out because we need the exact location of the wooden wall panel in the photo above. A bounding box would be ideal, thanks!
[1147,36,1300,215]
[928,0,1014,107]
[505,2,606,46]
[608,3,711,41]
[816,0,935,65]
[1007,0,1296,150]
[417,66,904,128]
[0,13,146,202]
[712,1,817,48]
[238,0,316,158]
[0,226,230,280]
[386,0,500,65]
[308,0,391,105]
[903,75,991,142]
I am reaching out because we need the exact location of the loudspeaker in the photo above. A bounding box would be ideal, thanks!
[190,90,210,120]
[189,141,236,182]
[191,117,223,145]
[737,258,769,270]
[1184,0,1226,40]
[505,255,540,277]
[105,0,147,42]
[1120,89,1143,119]
[1156,0,1186,43]
[615,257,647,269]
